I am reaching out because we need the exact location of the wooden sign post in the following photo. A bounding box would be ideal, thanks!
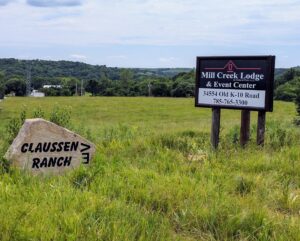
[240,110,251,147]
[195,56,275,149]
[211,108,221,149]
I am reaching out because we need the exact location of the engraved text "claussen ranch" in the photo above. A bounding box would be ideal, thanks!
[21,142,79,153]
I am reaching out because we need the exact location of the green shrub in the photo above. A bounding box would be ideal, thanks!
[73,124,94,141]
[157,134,196,155]
[102,124,138,146]
[266,121,295,148]
[5,107,27,143]
[70,167,94,190]
[225,125,239,144]
[234,176,254,196]
[0,156,10,174]
[5,105,74,143]
[32,106,45,119]
[49,105,72,128]
[296,87,300,115]
[294,85,300,125]
[275,76,300,101]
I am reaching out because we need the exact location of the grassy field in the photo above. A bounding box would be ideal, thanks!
[0,97,299,241]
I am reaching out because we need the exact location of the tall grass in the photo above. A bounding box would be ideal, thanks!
[0,97,299,240]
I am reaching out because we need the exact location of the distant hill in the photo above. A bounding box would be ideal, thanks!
[0,58,293,82]
[0,58,191,82]
[0,58,110,83]
[130,68,192,78]
[0,58,194,97]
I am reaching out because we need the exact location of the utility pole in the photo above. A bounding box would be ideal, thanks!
[26,61,32,96]
[80,79,83,96]
[148,81,152,97]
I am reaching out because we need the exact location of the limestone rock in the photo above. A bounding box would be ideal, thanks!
[5,118,96,175]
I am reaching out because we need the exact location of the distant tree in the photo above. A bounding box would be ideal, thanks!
[151,79,171,97]
[171,71,195,97]
[85,79,101,96]
[5,78,26,96]
[42,87,60,96]
[283,68,296,82]
[0,71,5,99]
[61,87,72,96]
[120,69,134,96]
[59,77,80,95]
[0,71,4,83]
[275,68,300,88]
[275,77,300,101]
[32,77,45,89]
[294,84,300,126]
[171,81,194,97]
[134,79,151,96]
[120,69,134,83]
[295,86,300,116]
[275,83,297,101]
[97,72,112,95]
[0,85,5,99]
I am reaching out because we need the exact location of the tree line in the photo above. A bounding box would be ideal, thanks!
[274,67,300,101]
[0,68,195,98]
[0,58,299,100]
[0,58,194,97]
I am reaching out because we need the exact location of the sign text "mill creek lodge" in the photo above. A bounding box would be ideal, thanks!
[195,56,275,111]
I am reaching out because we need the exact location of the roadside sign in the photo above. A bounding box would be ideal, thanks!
[195,56,275,111]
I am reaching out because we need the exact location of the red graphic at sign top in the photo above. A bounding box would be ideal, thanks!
[205,60,261,72]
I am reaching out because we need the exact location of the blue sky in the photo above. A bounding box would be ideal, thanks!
[0,0,299,68]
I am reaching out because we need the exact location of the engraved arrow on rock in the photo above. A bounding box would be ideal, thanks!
[80,143,91,164]
[80,143,91,152]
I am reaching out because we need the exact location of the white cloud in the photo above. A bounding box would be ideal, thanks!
[26,0,84,7]
[107,55,127,60]
[0,0,299,67]
[70,54,87,60]
[0,0,299,46]
[0,0,10,6]
[159,57,178,63]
